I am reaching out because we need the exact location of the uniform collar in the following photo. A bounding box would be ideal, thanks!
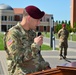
[17,22,32,33]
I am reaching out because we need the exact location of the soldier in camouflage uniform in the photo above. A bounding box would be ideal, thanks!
[4,5,51,75]
[58,24,69,60]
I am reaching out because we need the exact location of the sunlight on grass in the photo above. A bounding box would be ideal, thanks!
[0,32,4,50]
[41,44,52,50]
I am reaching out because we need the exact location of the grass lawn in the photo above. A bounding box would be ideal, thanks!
[0,32,4,50]
[41,44,52,50]
[41,44,59,50]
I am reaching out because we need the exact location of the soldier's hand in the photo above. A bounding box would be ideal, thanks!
[45,66,51,70]
[34,35,43,46]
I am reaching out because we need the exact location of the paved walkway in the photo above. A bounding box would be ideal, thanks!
[41,48,76,68]
[0,48,76,75]
[0,51,8,75]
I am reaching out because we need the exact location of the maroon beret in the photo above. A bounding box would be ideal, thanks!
[62,24,66,27]
[25,5,45,19]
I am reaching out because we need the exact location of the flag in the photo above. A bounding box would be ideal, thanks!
[7,39,14,46]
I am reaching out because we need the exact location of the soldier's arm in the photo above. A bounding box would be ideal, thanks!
[58,29,61,38]
[6,30,34,63]
[31,33,51,69]
[31,43,51,69]
[31,42,40,54]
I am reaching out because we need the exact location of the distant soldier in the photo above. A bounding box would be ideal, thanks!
[4,5,51,75]
[58,24,69,60]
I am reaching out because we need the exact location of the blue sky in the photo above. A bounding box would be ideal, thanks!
[0,0,70,21]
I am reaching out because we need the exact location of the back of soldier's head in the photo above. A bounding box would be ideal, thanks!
[62,24,66,29]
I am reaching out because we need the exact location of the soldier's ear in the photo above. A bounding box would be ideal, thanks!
[27,15,31,21]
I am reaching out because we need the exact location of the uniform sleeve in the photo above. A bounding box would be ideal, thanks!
[6,30,30,63]
[31,42,50,69]
[31,42,40,58]
[58,30,61,38]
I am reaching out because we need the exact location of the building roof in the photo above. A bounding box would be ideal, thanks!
[14,8,24,14]
[0,4,13,10]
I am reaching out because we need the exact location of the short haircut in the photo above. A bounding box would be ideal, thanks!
[23,9,28,17]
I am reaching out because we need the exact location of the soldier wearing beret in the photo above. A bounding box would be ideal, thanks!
[4,5,51,75]
[58,24,69,60]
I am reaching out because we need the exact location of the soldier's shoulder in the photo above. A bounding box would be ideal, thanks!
[58,29,62,33]
[61,28,63,31]
[7,25,21,37]
[59,29,64,32]
[9,25,20,31]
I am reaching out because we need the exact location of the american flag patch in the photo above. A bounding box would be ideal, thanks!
[7,39,14,46]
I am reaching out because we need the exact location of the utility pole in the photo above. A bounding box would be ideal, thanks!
[50,16,55,50]
[50,16,53,47]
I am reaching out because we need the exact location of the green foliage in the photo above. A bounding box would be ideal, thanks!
[73,22,76,32]
[55,20,76,33]
[55,24,62,33]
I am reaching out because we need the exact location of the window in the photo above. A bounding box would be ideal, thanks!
[8,16,13,21]
[46,18,49,22]
[7,25,11,30]
[36,26,39,31]
[44,26,46,31]
[1,16,7,21]
[40,19,42,21]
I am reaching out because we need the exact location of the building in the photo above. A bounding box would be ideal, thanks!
[0,4,54,32]
[70,0,76,28]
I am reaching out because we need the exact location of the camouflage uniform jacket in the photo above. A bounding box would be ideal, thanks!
[58,28,69,42]
[5,22,50,75]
